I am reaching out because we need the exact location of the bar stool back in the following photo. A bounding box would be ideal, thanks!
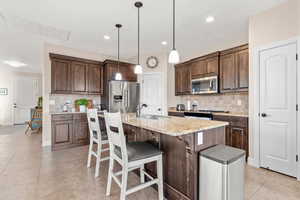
[104,112,164,200]
[87,109,109,177]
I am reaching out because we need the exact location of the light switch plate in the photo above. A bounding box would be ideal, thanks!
[237,99,242,106]
[197,132,203,145]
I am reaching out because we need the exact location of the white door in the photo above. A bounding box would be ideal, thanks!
[259,43,297,177]
[141,73,163,115]
[13,78,39,125]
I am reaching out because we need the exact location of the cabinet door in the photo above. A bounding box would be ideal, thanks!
[175,66,182,95]
[206,57,219,75]
[87,64,103,94]
[191,60,207,77]
[51,59,71,93]
[220,53,236,92]
[121,65,137,82]
[73,119,89,145]
[71,61,87,93]
[236,49,249,91]
[181,66,191,94]
[229,126,248,155]
[52,120,73,149]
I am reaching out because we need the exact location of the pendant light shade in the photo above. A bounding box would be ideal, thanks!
[169,49,180,64]
[115,72,122,80]
[134,2,143,74]
[115,24,122,80]
[169,0,180,64]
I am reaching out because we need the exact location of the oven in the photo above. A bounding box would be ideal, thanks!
[191,76,218,94]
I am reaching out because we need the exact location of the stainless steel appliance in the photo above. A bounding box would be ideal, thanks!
[107,81,140,113]
[176,104,185,111]
[191,76,218,94]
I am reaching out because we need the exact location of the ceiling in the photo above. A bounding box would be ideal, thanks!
[0,0,287,73]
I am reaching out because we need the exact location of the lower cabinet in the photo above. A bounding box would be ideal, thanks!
[52,114,89,150]
[213,115,248,159]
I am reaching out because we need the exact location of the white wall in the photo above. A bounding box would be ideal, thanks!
[0,65,42,126]
[42,43,112,146]
[248,0,300,165]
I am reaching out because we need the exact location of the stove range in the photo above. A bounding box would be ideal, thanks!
[197,110,230,113]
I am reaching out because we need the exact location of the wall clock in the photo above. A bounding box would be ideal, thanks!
[146,56,159,68]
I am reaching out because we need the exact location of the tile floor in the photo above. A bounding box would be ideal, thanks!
[0,126,299,200]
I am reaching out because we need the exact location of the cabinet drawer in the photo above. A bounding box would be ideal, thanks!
[52,114,73,121]
[73,113,87,121]
[213,115,248,127]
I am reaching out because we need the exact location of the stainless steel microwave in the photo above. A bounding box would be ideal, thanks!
[191,76,218,94]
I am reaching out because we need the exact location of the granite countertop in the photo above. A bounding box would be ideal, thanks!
[168,109,248,118]
[98,113,228,137]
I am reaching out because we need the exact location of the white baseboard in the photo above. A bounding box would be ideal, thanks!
[247,157,259,168]
[42,140,51,147]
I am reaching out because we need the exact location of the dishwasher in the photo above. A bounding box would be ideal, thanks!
[199,145,245,200]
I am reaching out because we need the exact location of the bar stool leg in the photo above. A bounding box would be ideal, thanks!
[120,167,128,200]
[87,141,93,168]
[95,143,102,177]
[106,158,114,196]
[157,156,164,200]
[140,164,145,183]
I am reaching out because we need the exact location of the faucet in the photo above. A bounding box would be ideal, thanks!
[136,103,148,117]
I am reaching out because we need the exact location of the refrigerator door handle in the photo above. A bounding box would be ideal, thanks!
[127,89,130,109]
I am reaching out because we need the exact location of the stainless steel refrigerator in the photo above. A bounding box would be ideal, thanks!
[107,81,140,113]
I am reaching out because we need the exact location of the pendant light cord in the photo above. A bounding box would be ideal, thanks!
[138,6,140,65]
[173,0,175,50]
[117,26,120,72]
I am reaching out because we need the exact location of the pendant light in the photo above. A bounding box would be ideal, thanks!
[115,24,122,80]
[168,0,180,64]
[134,2,143,74]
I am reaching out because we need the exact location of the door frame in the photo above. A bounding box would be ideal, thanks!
[250,37,300,180]
[140,72,166,115]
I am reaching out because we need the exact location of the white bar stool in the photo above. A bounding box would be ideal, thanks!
[104,112,164,200]
[87,109,109,177]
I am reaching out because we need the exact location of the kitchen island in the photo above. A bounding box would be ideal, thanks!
[98,113,228,200]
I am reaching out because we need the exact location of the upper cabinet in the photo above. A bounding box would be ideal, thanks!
[220,44,249,93]
[50,54,104,95]
[190,52,219,78]
[175,63,191,95]
[103,60,137,82]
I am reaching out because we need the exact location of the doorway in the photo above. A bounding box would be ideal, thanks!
[259,42,297,177]
[13,78,40,125]
[141,73,163,115]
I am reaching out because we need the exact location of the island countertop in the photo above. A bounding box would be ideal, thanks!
[98,113,228,137]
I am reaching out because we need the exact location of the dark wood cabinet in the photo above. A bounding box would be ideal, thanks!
[51,58,72,94]
[87,63,103,94]
[213,115,248,159]
[52,114,89,150]
[73,114,89,145]
[50,54,103,95]
[175,64,191,95]
[190,52,219,78]
[71,61,88,93]
[52,115,74,150]
[103,60,137,82]
[220,44,248,93]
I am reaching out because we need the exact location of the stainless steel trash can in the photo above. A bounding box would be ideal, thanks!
[199,145,245,200]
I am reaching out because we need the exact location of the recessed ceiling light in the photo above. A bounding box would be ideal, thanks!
[104,35,110,40]
[206,16,215,23]
[161,41,167,45]
[3,60,27,68]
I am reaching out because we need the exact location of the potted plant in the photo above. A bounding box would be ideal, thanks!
[75,99,88,112]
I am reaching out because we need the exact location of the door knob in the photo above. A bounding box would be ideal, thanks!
[158,108,161,111]
[261,113,267,117]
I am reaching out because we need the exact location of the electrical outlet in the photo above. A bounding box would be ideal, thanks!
[49,100,55,105]
[237,99,242,106]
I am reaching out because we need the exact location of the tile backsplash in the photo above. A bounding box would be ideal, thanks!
[180,93,248,114]
[49,94,101,113]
